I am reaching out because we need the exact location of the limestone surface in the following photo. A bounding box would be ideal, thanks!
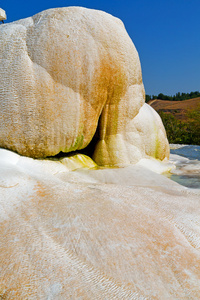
[0,7,169,165]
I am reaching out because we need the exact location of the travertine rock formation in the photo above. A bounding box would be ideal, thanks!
[0,7,169,166]
[0,8,6,21]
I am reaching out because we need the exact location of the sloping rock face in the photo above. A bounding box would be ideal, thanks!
[0,7,169,165]
[0,148,200,299]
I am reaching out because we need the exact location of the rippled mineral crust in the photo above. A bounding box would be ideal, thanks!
[0,148,200,299]
[0,7,169,166]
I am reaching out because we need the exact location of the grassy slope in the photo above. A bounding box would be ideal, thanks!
[148,97,200,145]
[148,97,200,121]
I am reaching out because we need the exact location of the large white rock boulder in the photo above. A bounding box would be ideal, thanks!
[0,7,169,166]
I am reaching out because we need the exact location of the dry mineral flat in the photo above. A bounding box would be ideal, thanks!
[0,149,200,299]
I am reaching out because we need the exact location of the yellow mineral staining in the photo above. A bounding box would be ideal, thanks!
[59,153,97,171]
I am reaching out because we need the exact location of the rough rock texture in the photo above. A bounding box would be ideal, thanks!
[0,148,200,299]
[0,8,6,21]
[0,7,169,165]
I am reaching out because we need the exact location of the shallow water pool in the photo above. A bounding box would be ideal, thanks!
[168,145,200,189]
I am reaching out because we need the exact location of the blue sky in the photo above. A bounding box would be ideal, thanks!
[1,0,200,96]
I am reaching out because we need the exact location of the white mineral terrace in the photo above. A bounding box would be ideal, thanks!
[0,146,200,299]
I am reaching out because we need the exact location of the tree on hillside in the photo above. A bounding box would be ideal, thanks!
[145,91,200,102]
[145,95,151,102]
